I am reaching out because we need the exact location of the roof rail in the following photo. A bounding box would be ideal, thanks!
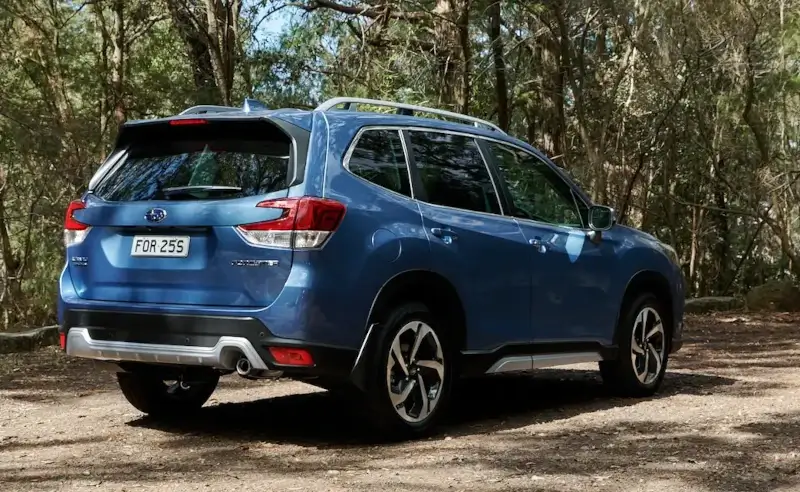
[315,97,505,134]
[179,105,240,116]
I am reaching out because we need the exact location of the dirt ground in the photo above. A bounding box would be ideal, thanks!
[2,313,800,492]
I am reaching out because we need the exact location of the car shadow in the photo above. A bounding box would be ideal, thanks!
[127,367,738,447]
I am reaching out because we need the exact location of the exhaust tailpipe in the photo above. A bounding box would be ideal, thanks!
[236,357,252,377]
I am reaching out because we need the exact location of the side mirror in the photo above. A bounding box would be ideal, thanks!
[588,205,615,231]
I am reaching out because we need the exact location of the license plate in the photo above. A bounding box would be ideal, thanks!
[131,236,190,258]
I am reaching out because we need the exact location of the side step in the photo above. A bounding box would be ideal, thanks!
[486,352,604,374]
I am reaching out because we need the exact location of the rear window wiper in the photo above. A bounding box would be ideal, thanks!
[160,185,243,199]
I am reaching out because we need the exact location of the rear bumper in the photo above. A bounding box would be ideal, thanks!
[66,327,269,371]
[60,309,357,379]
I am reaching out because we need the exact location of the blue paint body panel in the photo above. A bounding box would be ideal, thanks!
[58,106,686,358]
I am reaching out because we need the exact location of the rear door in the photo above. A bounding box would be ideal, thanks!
[67,118,302,307]
[404,129,531,351]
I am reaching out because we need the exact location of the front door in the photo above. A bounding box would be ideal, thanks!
[481,140,616,346]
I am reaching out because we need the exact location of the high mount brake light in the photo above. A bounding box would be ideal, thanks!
[64,200,91,247]
[169,118,208,126]
[236,197,346,249]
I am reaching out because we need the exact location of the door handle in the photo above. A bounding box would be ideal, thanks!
[430,227,458,245]
[529,236,547,253]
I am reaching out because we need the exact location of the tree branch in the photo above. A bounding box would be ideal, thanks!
[287,0,429,22]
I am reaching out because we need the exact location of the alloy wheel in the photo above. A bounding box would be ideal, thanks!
[385,321,445,423]
[630,306,666,385]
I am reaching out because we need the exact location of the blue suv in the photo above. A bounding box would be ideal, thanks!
[59,97,685,436]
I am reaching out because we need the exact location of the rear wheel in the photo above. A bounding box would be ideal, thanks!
[117,371,219,417]
[363,302,453,438]
[600,293,669,397]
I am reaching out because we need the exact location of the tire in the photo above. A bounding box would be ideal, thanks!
[600,293,670,397]
[117,371,220,417]
[362,302,454,438]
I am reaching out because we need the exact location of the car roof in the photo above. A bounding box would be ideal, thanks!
[121,100,593,205]
[125,107,531,151]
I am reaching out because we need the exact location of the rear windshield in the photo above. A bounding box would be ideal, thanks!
[94,126,291,202]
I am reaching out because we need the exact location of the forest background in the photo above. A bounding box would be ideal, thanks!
[0,0,797,330]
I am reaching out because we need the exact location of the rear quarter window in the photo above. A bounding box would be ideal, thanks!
[346,129,412,197]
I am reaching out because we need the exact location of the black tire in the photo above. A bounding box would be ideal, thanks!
[600,293,670,397]
[117,371,219,417]
[362,302,454,438]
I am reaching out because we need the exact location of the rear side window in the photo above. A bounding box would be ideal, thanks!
[408,131,501,215]
[347,129,412,197]
[94,122,291,202]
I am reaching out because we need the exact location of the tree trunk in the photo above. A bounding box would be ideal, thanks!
[111,0,126,126]
[711,157,730,292]
[541,32,564,158]
[455,0,471,114]
[433,0,470,113]
[167,0,221,104]
[0,189,21,327]
[200,0,240,106]
[488,1,509,131]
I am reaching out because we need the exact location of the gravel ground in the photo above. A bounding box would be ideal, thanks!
[1,313,800,491]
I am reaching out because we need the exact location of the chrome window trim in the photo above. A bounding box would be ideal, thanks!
[398,129,416,200]
[341,124,591,215]
[474,139,505,216]
[319,110,331,197]
[344,125,508,216]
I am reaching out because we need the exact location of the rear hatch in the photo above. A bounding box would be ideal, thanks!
[66,117,304,307]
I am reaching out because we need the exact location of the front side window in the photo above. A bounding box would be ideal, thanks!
[487,141,585,227]
[408,131,501,214]
[346,129,412,197]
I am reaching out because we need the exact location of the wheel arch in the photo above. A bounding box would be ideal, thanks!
[368,269,467,348]
[349,269,468,391]
[615,269,675,348]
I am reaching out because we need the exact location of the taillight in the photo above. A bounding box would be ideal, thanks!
[269,347,314,366]
[236,197,346,249]
[59,332,66,351]
[64,200,91,247]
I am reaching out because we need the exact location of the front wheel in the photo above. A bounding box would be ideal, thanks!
[600,293,669,397]
[363,302,453,438]
[117,371,219,417]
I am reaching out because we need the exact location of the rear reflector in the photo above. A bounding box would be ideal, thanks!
[64,200,91,247]
[59,332,66,351]
[269,347,314,367]
[169,118,208,126]
[237,197,346,249]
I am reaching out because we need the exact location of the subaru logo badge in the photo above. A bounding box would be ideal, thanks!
[144,208,167,223]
